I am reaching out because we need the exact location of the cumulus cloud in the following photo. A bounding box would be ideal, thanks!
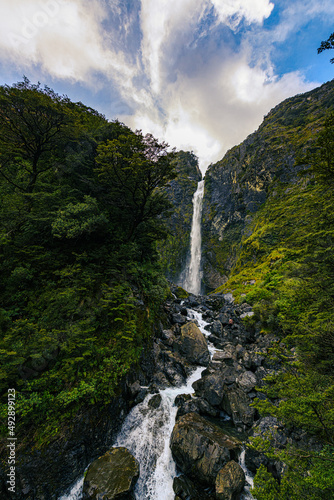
[0,0,329,173]
[211,0,274,29]
[0,0,136,85]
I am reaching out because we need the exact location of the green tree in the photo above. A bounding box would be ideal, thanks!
[95,130,177,256]
[0,77,75,194]
[318,32,334,63]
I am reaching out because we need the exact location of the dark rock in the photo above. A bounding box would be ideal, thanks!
[173,475,202,500]
[221,387,255,427]
[208,335,226,349]
[171,313,187,325]
[176,395,220,420]
[176,322,210,366]
[148,394,162,409]
[82,447,139,500]
[173,474,214,500]
[170,412,241,486]
[218,313,230,326]
[193,372,225,407]
[215,460,245,500]
[134,388,148,404]
[211,320,223,336]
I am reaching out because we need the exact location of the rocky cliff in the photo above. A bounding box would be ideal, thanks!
[202,79,334,290]
[159,151,202,282]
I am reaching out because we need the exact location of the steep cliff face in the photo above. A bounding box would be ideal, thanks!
[160,151,202,282]
[202,79,334,290]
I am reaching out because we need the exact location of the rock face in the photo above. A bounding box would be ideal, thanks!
[170,412,241,486]
[215,460,245,500]
[201,80,334,290]
[160,151,202,282]
[176,321,210,366]
[82,447,139,500]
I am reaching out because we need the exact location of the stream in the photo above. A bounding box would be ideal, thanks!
[60,307,254,500]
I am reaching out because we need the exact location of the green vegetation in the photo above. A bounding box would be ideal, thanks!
[216,112,334,497]
[0,79,176,447]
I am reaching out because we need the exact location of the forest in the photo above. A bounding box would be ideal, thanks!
[0,78,176,446]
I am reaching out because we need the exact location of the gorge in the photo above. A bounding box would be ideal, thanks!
[0,78,333,500]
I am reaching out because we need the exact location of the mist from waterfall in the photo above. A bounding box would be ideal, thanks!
[181,179,204,295]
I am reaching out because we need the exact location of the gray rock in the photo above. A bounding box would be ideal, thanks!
[170,413,241,486]
[221,387,255,427]
[148,394,162,409]
[237,371,257,393]
[82,447,139,499]
[211,320,223,336]
[215,460,245,500]
[176,322,210,366]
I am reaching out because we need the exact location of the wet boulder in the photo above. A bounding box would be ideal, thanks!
[173,474,206,500]
[82,447,139,499]
[192,372,225,407]
[221,387,255,428]
[176,322,210,366]
[170,412,241,486]
[215,460,245,500]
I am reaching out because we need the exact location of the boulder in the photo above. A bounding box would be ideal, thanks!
[215,460,245,500]
[211,320,223,336]
[173,474,205,500]
[221,387,255,427]
[193,372,225,407]
[237,371,257,393]
[170,412,241,486]
[148,394,162,409]
[176,322,210,366]
[82,447,139,499]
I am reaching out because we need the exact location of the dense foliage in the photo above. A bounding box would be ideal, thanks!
[0,79,176,446]
[218,111,334,497]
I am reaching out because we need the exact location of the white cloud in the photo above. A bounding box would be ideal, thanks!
[0,0,136,86]
[0,0,326,174]
[211,0,274,29]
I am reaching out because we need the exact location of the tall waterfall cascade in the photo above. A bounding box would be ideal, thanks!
[181,179,205,294]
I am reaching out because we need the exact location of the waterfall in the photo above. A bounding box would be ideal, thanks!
[181,179,205,295]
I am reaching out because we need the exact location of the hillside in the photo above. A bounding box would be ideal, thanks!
[202,79,334,290]
[201,79,334,498]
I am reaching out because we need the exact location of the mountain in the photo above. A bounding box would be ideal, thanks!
[202,79,334,291]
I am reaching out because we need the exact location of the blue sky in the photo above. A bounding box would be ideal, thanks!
[0,0,333,172]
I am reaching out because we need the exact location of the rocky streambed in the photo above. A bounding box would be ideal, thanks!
[65,290,284,500]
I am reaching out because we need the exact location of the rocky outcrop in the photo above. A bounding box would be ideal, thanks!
[160,151,202,282]
[215,460,245,500]
[170,412,241,486]
[82,447,139,500]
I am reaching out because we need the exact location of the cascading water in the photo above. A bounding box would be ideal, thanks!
[59,306,255,500]
[181,180,205,295]
[113,366,205,499]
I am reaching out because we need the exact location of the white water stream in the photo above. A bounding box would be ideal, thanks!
[60,307,254,500]
[181,180,205,295]
[114,366,205,499]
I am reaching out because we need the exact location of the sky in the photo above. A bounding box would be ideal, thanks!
[0,0,333,173]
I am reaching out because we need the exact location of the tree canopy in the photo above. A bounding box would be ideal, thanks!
[0,79,176,446]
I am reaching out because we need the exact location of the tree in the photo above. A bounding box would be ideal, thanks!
[318,33,334,63]
[95,130,177,256]
[0,77,74,194]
